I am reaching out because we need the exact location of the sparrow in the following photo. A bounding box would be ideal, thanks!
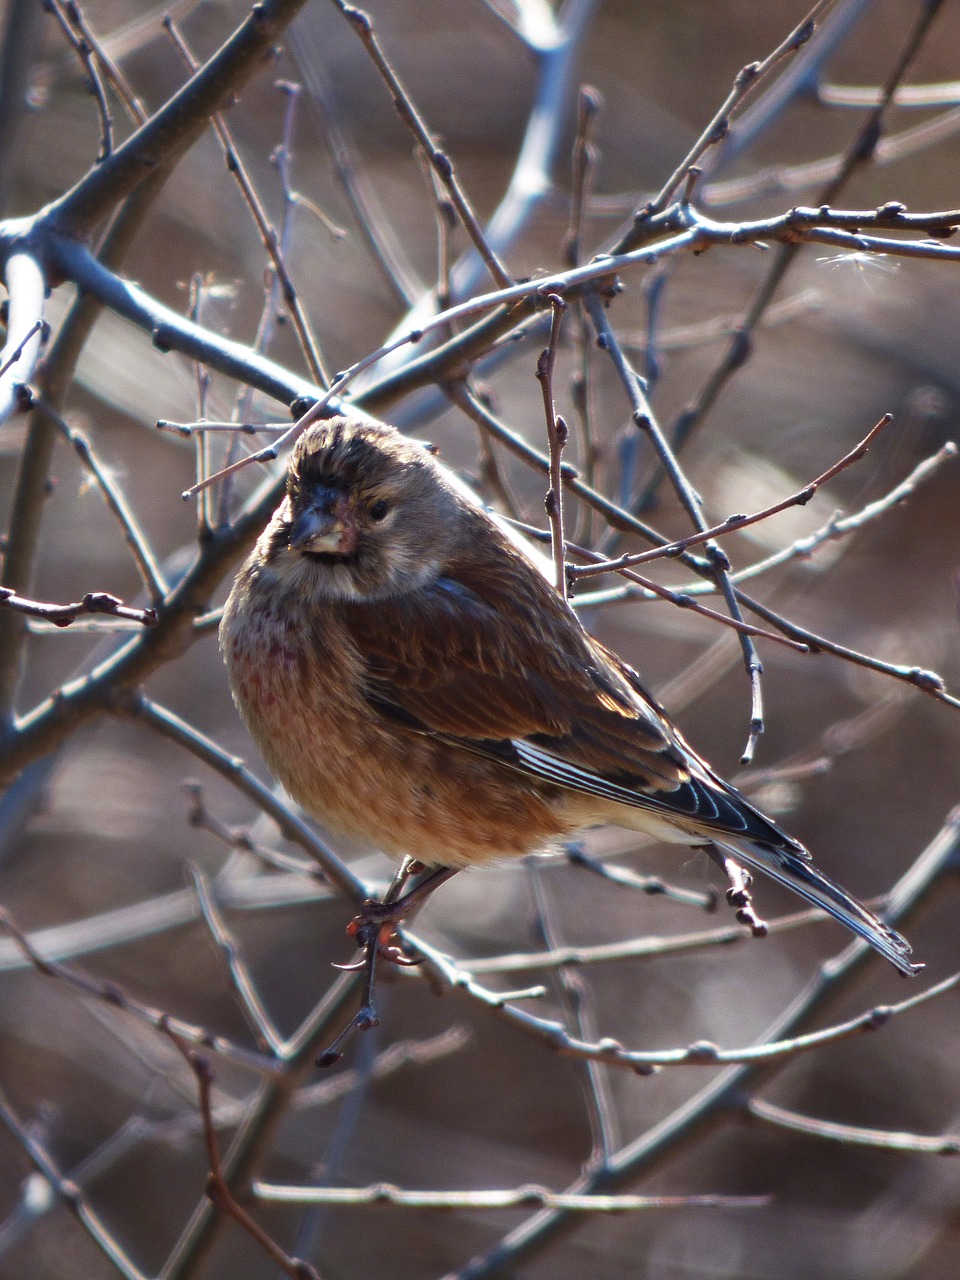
[220,416,919,976]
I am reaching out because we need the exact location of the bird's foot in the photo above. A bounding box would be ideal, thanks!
[318,867,459,1068]
[339,902,424,968]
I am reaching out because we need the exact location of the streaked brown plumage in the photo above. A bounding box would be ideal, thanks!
[220,416,919,976]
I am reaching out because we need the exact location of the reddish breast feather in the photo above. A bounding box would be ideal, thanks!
[227,607,304,722]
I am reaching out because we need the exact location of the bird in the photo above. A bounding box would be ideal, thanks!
[220,415,919,977]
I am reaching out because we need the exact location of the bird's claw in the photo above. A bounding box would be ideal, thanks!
[343,911,424,967]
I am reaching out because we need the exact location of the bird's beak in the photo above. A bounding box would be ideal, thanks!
[288,489,358,556]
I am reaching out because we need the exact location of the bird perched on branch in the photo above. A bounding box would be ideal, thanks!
[220,416,919,977]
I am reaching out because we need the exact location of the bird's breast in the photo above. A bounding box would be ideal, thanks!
[220,584,578,866]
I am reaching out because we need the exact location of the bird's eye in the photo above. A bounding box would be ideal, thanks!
[369,499,390,522]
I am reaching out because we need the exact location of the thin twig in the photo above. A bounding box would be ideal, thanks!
[157,420,290,434]
[184,781,318,876]
[272,80,347,240]
[416,946,958,1074]
[588,441,957,602]
[187,272,214,536]
[191,866,285,1055]
[254,1181,769,1212]
[165,1036,321,1280]
[0,587,156,629]
[657,0,949,484]
[215,78,332,526]
[727,441,958,583]
[331,1,512,291]
[640,0,831,221]
[0,317,46,380]
[178,328,423,498]
[736,589,960,713]
[563,85,602,268]
[47,0,313,236]
[706,104,960,204]
[536,295,569,596]
[126,693,367,901]
[528,858,617,1165]
[0,1080,149,1280]
[565,87,602,537]
[0,906,276,1075]
[447,381,694,555]
[46,0,115,159]
[40,400,170,603]
[164,20,331,389]
[60,0,149,123]
[421,148,457,312]
[462,382,525,518]
[583,290,766,762]
[745,1097,960,1155]
[467,903,867,975]
[509,520,810,653]
[569,413,894,579]
[565,846,717,911]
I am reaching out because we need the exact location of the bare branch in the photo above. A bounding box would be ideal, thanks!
[332,0,512,290]
[446,808,960,1277]
[590,441,957,602]
[570,413,894,579]
[192,867,285,1056]
[127,693,367,902]
[563,85,602,268]
[46,0,116,160]
[42,400,170,603]
[164,20,331,389]
[0,587,156,629]
[46,0,313,237]
[468,904,863,975]
[0,906,276,1075]
[0,1079,149,1280]
[746,1097,960,1155]
[565,845,718,911]
[416,946,958,1074]
[657,0,950,484]
[166,1038,321,1280]
[737,590,960,713]
[584,289,766,761]
[535,294,569,596]
[255,1180,769,1212]
[641,0,831,220]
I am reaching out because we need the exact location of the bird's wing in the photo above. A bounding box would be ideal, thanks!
[341,553,919,977]
[339,552,796,852]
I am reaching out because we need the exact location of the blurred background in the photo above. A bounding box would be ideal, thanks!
[0,1,959,1276]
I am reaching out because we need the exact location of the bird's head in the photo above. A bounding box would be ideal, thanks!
[261,417,463,602]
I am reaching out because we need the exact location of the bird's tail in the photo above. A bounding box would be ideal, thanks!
[715,838,921,976]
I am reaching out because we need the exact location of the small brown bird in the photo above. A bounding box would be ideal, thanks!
[221,416,918,975]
